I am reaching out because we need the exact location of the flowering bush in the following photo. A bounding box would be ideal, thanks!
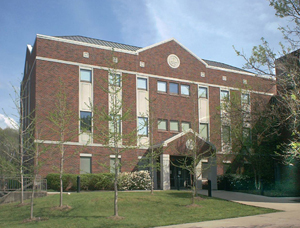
[118,170,151,190]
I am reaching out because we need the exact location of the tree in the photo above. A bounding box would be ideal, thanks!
[92,57,138,218]
[47,79,76,208]
[234,0,300,164]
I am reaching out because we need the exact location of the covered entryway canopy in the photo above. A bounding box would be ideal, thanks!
[150,129,217,190]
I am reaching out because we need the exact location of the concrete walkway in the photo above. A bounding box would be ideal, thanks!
[156,190,300,228]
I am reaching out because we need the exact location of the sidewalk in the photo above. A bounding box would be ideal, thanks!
[156,190,300,228]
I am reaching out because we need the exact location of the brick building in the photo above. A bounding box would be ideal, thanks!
[22,34,276,190]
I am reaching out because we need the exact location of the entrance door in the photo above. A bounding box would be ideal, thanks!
[170,156,191,189]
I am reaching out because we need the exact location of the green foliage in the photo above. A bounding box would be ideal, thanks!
[218,174,254,191]
[46,173,114,191]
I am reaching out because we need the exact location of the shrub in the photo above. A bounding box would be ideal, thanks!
[218,174,254,191]
[46,173,114,191]
[118,171,151,190]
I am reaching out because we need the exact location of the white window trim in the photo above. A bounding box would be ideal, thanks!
[80,153,92,157]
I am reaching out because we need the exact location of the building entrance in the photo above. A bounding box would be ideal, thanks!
[170,156,191,189]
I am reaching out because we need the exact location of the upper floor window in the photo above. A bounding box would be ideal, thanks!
[109,73,121,87]
[241,93,250,104]
[243,127,251,143]
[80,69,92,82]
[109,115,121,134]
[80,111,92,132]
[157,81,167,93]
[181,122,191,131]
[199,87,208,99]
[158,119,167,131]
[199,123,209,140]
[181,85,190,96]
[222,125,231,144]
[138,117,148,136]
[137,78,147,90]
[169,83,179,94]
[220,90,229,101]
[170,120,179,132]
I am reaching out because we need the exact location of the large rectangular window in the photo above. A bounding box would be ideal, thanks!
[199,87,208,99]
[80,111,92,132]
[199,123,209,140]
[138,117,148,136]
[109,73,121,87]
[169,83,179,94]
[137,78,147,90]
[80,69,92,82]
[170,120,179,132]
[181,85,190,96]
[158,119,167,131]
[221,90,229,101]
[222,125,231,144]
[109,115,121,134]
[110,157,121,174]
[157,81,167,93]
[243,127,251,143]
[181,122,191,132]
[80,156,91,174]
[241,93,250,104]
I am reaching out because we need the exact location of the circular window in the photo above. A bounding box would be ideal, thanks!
[167,54,180,68]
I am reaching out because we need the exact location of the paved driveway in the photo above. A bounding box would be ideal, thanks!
[156,190,300,228]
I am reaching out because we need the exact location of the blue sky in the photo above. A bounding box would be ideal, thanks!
[0,0,290,129]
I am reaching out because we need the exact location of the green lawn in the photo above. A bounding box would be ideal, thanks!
[0,191,277,228]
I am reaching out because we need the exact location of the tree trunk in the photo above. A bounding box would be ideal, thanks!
[114,161,118,217]
[30,176,36,219]
[21,173,24,204]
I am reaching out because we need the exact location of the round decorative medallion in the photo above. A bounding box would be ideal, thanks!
[186,139,195,150]
[167,54,180,68]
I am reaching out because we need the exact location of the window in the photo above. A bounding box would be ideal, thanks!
[158,119,167,131]
[199,123,209,140]
[199,87,208,99]
[80,156,91,174]
[109,73,121,87]
[80,69,92,82]
[157,81,167,92]
[138,117,148,136]
[110,157,121,174]
[109,115,121,134]
[80,111,92,132]
[181,122,191,131]
[181,85,190,96]
[169,83,179,94]
[242,93,250,104]
[221,90,229,101]
[170,120,179,132]
[222,125,231,144]
[243,128,251,143]
[137,78,147,90]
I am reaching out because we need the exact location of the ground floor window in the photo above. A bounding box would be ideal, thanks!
[80,155,92,174]
[110,156,121,174]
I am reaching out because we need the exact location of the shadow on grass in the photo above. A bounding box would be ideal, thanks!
[166,191,208,200]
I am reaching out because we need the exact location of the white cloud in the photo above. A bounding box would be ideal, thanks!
[0,114,18,129]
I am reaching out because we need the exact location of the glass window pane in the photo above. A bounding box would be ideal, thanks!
[157,81,167,92]
[80,69,91,82]
[80,111,92,132]
[199,87,208,98]
[170,121,179,131]
[138,117,148,136]
[222,126,230,143]
[181,122,190,131]
[110,158,121,174]
[243,128,251,142]
[169,83,179,94]
[181,85,190,96]
[109,115,121,134]
[109,73,121,86]
[137,78,147,90]
[80,157,91,174]
[158,119,167,130]
[242,93,250,104]
[221,90,229,100]
[199,123,208,140]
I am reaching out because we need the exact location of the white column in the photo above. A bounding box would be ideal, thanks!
[196,161,202,190]
[160,154,170,190]
[208,157,217,190]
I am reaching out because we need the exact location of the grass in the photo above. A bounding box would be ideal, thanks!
[0,190,277,228]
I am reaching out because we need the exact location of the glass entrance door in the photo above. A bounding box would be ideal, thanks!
[170,156,191,189]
